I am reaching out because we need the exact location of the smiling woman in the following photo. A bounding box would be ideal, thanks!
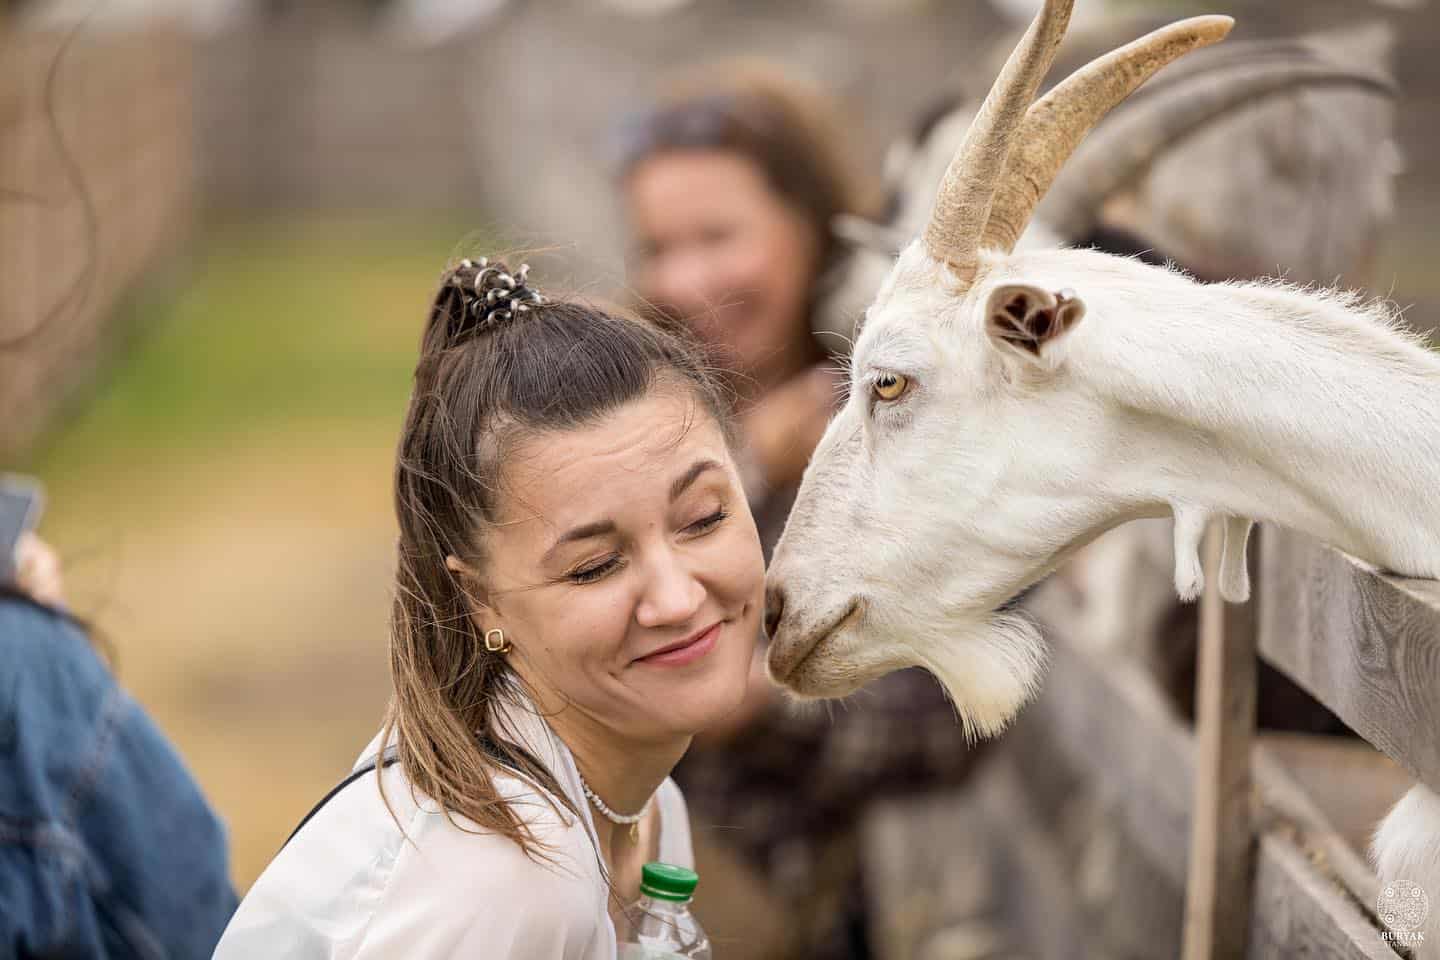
[479,393,762,755]
[212,257,765,958]
[615,67,984,959]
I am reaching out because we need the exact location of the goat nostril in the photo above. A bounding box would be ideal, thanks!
[764,587,786,639]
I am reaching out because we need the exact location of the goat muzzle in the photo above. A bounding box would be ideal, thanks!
[765,597,864,688]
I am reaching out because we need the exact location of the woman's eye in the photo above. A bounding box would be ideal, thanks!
[631,240,665,272]
[569,556,622,584]
[685,509,728,535]
[873,372,909,402]
[700,225,734,249]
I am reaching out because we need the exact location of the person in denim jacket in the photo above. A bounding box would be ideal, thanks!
[0,535,238,958]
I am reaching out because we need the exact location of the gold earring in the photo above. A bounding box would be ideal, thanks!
[484,628,512,654]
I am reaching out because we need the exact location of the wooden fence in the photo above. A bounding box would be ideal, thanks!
[863,523,1437,959]
[1178,524,1439,958]
[0,21,193,461]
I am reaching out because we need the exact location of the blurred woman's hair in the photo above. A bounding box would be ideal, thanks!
[382,256,734,861]
[613,62,879,277]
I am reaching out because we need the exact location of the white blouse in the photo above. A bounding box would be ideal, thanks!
[212,698,694,960]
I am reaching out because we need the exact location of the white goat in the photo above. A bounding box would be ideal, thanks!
[819,23,1401,676]
[763,1,1440,951]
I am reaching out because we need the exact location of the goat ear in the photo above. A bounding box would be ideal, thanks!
[985,284,1086,365]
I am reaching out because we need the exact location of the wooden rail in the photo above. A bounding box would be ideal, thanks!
[988,628,1399,958]
[1179,522,1440,958]
[864,522,1434,958]
[1258,526,1440,793]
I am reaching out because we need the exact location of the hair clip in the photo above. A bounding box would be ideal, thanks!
[447,258,544,341]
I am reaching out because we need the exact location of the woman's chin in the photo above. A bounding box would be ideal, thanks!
[645,657,753,740]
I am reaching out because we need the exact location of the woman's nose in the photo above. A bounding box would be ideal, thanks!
[636,560,706,628]
[653,251,720,316]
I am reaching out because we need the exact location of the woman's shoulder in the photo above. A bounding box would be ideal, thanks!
[215,756,609,960]
[345,729,598,855]
[363,768,609,953]
[396,763,604,894]
[0,595,108,708]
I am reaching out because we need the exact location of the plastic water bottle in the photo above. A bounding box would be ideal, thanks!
[616,862,712,959]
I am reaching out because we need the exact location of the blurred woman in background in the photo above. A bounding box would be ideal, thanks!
[615,67,983,959]
[617,65,859,554]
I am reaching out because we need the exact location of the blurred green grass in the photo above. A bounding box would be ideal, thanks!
[29,215,482,481]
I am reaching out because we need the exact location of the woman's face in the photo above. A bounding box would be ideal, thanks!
[626,150,819,382]
[479,387,764,744]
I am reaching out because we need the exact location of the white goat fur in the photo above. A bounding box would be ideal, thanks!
[766,239,1440,946]
[1373,784,1440,953]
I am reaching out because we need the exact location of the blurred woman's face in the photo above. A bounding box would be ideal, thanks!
[626,150,819,383]
[480,387,764,744]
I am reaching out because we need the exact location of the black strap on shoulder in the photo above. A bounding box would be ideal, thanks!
[281,751,400,852]
[279,735,559,853]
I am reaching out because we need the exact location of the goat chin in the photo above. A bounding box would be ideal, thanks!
[1372,785,1440,958]
[903,609,1049,743]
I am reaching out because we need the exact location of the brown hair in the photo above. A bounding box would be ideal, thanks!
[382,256,734,859]
[613,62,877,275]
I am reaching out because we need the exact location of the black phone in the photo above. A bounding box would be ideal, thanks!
[0,474,45,584]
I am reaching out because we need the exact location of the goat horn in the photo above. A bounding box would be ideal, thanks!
[1039,60,1397,239]
[1113,37,1320,95]
[979,15,1235,256]
[922,0,1073,283]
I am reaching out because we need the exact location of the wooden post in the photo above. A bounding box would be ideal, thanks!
[1183,520,1259,959]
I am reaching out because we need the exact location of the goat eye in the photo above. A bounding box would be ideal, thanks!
[873,372,909,402]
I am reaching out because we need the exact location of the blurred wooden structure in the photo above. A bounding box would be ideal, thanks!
[0,21,193,461]
[865,525,1437,958]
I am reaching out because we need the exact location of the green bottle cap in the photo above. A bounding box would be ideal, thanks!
[640,862,699,902]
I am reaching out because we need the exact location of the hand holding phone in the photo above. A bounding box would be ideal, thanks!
[1,474,47,588]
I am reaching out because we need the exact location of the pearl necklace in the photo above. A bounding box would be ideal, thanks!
[579,773,652,844]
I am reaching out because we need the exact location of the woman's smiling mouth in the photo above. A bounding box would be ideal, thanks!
[635,620,723,667]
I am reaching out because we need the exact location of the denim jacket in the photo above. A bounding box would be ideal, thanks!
[0,596,238,958]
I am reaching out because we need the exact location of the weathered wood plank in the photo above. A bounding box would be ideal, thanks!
[857,633,1195,958]
[1027,625,1195,888]
[1024,588,1200,885]
[1248,834,1397,959]
[978,748,1147,960]
[981,595,1401,959]
[1184,522,1260,959]
[1260,732,1414,856]
[1253,736,1406,914]
[889,603,1202,957]
[998,733,1192,959]
[861,786,1004,960]
[1258,525,1440,793]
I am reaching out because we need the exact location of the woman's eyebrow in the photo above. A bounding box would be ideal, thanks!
[542,459,722,563]
[671,458,723,502]
[544,520,616,564]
